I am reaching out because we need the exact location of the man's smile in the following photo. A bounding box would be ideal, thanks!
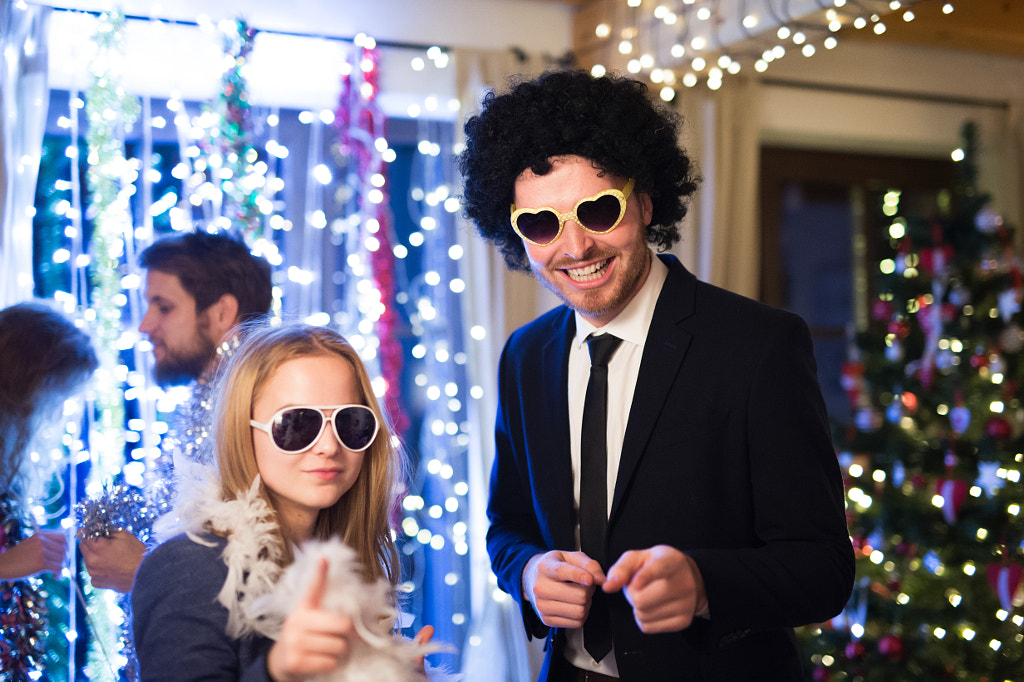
[564,258,612,283]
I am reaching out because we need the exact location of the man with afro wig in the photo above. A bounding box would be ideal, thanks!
[460,70,853,682]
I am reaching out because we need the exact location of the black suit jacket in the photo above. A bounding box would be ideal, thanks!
[486,255,855,681]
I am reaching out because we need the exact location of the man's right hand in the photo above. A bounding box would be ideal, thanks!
[521,550,605,628]
[80,530,146,593]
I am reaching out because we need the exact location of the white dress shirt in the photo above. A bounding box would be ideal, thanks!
[563,252,668,676]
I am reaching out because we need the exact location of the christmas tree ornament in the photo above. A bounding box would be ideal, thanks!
[895,540,917,558]
[840,361,866,407]
[886,399,903,424]
[891,461,906,487]
[855,407,882,432]
[919,244,952,275]
[974,461,1005,497]
[877,633,904,661]
[923,550,943,573]
[984,416,1012,441]
[986,561,1023,612]
[999,324,1024,353]
[975,206,1003,234]
[948,284,971,307]
[936,478,969,524]
[909,356,930,388]
[988,353,1007,376]
[872,299,895,321]
[888,319,911,339]
[934,347,955,372]
[997,288,1021,322]
[948,406,971,434]
[885,339,904,362]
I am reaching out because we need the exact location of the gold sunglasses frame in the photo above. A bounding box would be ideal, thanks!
[510,177,636,246]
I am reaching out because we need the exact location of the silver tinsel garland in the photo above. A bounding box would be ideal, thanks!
[75,484,161,544]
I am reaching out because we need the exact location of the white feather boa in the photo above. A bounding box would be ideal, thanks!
[155,462,457,681]
[155,464,284,638]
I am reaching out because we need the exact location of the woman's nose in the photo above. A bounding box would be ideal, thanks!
[310,420,341,455]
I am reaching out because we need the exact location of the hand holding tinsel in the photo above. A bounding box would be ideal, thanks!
[76,483,160,544]
[79,530,148,593]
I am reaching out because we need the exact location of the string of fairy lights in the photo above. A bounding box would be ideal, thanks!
[23,6,478,678]
[582,0,958,100]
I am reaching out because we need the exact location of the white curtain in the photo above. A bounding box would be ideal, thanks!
[692,76,764,299]
[0,0,50,306]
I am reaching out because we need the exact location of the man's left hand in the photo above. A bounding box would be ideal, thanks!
[602,544,708,633]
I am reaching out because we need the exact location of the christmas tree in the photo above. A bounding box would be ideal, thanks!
[800,122,1024,680]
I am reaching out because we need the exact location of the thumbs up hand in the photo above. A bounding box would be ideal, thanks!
[267,557,357,681]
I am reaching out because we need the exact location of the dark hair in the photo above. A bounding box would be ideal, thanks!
[139,231,273,321]
[458,69,701,272]
[0,302,98,497]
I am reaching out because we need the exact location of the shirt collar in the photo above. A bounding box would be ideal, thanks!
[574,251,668,350]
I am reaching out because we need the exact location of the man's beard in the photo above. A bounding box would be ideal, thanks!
[531,238,651,322]
[153,335,217,387]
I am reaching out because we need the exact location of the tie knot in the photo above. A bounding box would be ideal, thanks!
[587,334,622,368]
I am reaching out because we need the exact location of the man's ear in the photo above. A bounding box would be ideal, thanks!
[639,191,654,227]
[208,293,240,343]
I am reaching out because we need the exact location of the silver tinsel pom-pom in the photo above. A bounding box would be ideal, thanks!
[75,484,162,543]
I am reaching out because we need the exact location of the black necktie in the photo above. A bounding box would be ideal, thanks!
[580,333,622,663]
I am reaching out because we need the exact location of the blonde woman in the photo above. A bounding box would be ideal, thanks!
[132,324,432,680]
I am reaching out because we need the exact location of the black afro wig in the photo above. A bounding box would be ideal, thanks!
[458,69,701,271]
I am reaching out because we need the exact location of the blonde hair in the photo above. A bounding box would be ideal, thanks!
[213,323,400,584]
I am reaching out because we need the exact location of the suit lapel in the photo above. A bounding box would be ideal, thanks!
[535,310,577,550]
[610,258,696,521]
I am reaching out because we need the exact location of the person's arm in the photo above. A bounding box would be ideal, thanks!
[80,530,146,592]
[485,332,607,637]
[636,311,853,640]
[0,531,67,580]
